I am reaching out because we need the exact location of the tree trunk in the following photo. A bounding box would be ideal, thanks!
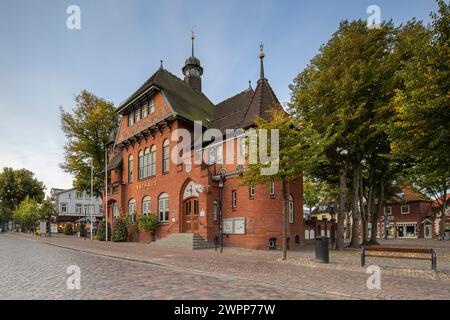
[336,167,347,250]
[369,180,383,245]
[349,157,360,248]
[282,179,288,260]
[441,180,447,237]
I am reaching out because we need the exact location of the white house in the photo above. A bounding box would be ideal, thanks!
[50,188,103,228]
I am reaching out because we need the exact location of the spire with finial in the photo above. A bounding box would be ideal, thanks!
[160,60,164,69]
[182,26,203,92]
[249,80,252,89]
[191,26,196,57]
[259,42,265,80]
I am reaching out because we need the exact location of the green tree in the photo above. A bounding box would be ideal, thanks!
[290,20,398,247]
[390,1,450,235]
[303,177,327,217]
[60,90,118,198]
[13,197,39,233]
[242,109,324,260]
[0,168,45,227]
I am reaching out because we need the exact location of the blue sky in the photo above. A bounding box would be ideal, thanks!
[0,0,439,193]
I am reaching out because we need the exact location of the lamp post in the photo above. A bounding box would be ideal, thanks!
[90,158,94,240]
[212,169,227,254]
[329,206,336,248]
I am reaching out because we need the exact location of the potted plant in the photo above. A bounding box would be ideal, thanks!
[112,217,128,242]
[138,213,160,242]
[63,223,73,235]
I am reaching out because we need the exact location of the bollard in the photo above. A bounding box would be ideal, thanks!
[360,247,366,267]
[431,249,437,271]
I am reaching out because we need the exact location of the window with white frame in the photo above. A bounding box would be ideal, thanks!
[213,200,218,221]
[249,184,255,198]
[134,107,141,123]
[163,139,170,173]
[142,196,151,215]
[138,150,145,179]
[112,203,119,219]
[143,148,150,178]
[401,205,410,214]
[84,205,89,214]
[75,203,82,214]
[76,191,83,199]
[150,145,156,176]
[61,203,68,214]
[149,99,155,113]
[385,206,392,215]
[158,193,169,222]
[232,190,237,208]
[141,102,148,118]
[128,154,133,183]
[289,194,294,224]
[269,181,275,197]
[128,112,134,127]
[128,199,136,223]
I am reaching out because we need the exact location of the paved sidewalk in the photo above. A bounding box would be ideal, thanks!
[4,232,450,300]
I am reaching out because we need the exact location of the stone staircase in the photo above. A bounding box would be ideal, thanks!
[149,233,215,250]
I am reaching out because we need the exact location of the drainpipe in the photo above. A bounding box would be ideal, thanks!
[212,171,227,253]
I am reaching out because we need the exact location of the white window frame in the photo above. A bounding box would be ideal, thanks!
[150,145,156,176]
[401,205,410,215]
[128,111,134,127]
[76,191,83,200]
[289,194,294,224]
[75,203,82,214]
[163,140,170,173]
[112,203,119,219]
[61,203,68,214]
[385,206,392,215]
[142,196,151,215]
[158,193,169,222]
[149,99,155,114]
[128,154,133,183]
[128,199,136,223]
[249,184,255,198]
[232,190,237,208]
[269,181,275,197]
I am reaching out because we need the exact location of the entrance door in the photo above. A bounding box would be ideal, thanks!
[424,224,432,239]
[183,198,199,233]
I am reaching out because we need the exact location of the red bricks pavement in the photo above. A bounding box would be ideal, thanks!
[7,232,450,300]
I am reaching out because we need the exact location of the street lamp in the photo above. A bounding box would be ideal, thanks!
[212,169,227,253]
[90,158,94,240]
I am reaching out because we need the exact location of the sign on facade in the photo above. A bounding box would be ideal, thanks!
[223,217,245,235]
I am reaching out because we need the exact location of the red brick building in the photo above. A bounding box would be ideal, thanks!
[104,39,303,250]
[377,187,435,239]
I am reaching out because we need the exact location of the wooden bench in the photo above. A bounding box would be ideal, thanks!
[360,247,437,271]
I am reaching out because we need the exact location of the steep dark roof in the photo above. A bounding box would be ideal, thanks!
[240,78,282,128]
[118,68,216,124]
[106,152,123,172]
[207,88,254,132]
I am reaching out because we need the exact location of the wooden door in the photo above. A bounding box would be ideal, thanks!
[183,198,199,232]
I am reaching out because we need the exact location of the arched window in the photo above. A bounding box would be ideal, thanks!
[138,150,144,179]
[128,155,133,183]
[158,193,169,222]
[128,199,136,223]
[142,196,151,215]
[150,145,156,176]
[143,148,150,178]
[112,203,119,220]
[289,194,294,224]
[162,139,170,173]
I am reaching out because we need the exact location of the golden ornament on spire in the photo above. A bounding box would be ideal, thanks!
[259,42,265,59]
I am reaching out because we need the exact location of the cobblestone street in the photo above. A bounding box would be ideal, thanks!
[1,233,450,300]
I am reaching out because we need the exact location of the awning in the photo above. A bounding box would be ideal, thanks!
[107,153,122,172]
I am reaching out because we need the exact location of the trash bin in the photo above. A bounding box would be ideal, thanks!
[315,237,329,263]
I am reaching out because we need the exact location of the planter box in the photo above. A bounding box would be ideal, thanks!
[138,229,153,243]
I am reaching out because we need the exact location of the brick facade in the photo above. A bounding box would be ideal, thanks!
[104,45,304,250]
